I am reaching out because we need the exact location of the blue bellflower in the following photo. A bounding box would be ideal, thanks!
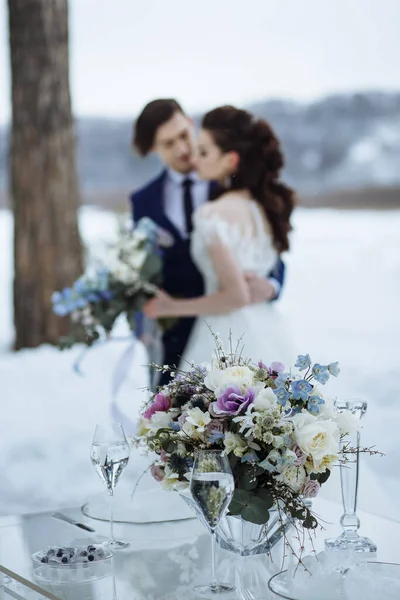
[274,386,291,406]
[295,354,312,371]
[291,379,313,401]
[312,364,330,384]
[328,362,340,377]
[307,395,325,415]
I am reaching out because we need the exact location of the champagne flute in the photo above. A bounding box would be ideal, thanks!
[190,450,235,595]
[90,423,130,549]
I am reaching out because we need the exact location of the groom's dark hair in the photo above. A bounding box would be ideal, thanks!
[133,99,184,156]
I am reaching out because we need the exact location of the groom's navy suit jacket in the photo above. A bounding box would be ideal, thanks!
[130,170,285,384]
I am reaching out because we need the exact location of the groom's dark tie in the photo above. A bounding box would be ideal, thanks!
[182,177,194,234]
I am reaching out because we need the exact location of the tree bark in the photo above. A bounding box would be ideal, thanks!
[8,0,83,349]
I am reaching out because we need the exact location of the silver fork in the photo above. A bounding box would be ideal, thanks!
[240,586,256,600]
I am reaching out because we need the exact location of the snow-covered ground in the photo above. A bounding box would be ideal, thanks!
[0,207,399,522]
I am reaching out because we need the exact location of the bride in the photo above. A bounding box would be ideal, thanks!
[144,105,295,367]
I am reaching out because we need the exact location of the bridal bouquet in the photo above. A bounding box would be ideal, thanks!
[52,217,173,348]
[138,342,361,529]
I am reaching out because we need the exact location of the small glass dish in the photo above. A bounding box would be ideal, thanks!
[32,544,113,585]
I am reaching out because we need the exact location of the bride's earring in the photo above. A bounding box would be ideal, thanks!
[223,174,234,189]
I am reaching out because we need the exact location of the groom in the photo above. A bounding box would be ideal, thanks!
[130,99,286,386]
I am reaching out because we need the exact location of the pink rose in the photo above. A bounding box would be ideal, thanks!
[302,478,320,498]
[143,393,171,420]
[151,465,165,482]
[293,445,307,466]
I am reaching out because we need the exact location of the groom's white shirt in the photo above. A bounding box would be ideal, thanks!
[164,168,208,239]
[163,167,280,295]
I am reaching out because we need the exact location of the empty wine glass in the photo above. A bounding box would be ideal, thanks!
[90,422,130,549]
[190,449,235,595]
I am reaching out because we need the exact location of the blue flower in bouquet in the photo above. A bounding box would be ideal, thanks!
[291,379,313,401]
[274,372,290,388]
[328,362,340,377]
[52,287,87,316]
[169,421,181,432]
[312,364,329,384]
[72,277,89,296]
[93,268,110,292]
[86,289,113,303]
[274,386,291,406]
[295,354,312,371]
[307,395,325,415]
[241,450,260,463]
[207,430,225,443]
[259,449,281,473]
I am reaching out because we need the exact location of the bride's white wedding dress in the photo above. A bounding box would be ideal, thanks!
[181,196,294,368]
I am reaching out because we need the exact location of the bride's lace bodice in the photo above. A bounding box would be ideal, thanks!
[191,198,278,295]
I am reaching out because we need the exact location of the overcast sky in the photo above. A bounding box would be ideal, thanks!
[1,0,399,124]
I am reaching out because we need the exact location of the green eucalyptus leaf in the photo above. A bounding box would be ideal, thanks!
[140,254,163,281]
[228,489,253,515]
[241,497,270,525]
[255,488,274,509]
[238,468,258,491]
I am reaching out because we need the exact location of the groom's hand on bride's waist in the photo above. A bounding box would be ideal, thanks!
[244,272,278,303]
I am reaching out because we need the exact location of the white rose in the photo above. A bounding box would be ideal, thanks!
[291,412,340,465]
[204,365,254,393]
[277,465,307,493]
[223,432,248,458]
[253,387,277,411]
[148,411,171,432]
[306,453,338,474]
[334,410,360,435]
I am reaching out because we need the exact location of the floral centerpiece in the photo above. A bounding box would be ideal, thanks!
[137,338,362,534]
[52,217,174,348]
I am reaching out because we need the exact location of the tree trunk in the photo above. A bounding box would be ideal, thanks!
[8,0,83,350]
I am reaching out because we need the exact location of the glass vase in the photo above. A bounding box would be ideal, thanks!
[216,512,292,556]
[325,399,377,554]
[180,490,293,556]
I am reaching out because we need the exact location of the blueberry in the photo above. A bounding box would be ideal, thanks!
[88,554,95,562]
[40,556,49,564]
[56,549,64,558]
[79,550,88,557]
[61,556,69,564]
[87,545,96,553]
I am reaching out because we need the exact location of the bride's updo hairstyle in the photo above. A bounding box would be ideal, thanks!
[201,106,295,253]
